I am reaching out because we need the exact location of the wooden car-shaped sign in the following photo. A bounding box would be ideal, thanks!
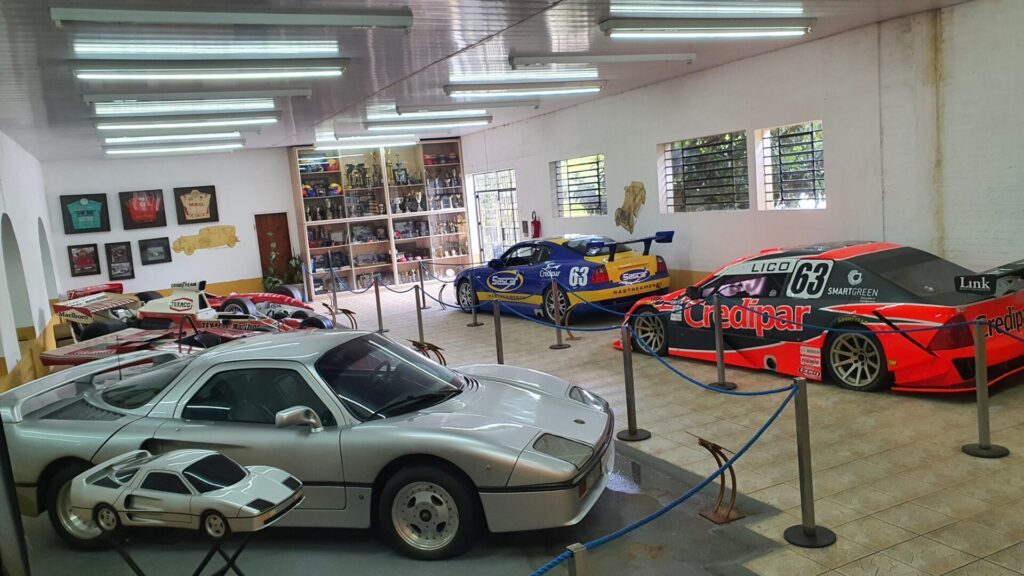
[173,225,239,255]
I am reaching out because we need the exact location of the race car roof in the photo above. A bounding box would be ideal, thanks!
[748,241,900,262]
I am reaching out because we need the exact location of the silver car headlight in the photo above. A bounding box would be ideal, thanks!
[569,386,609,413]
[533,434,594,470]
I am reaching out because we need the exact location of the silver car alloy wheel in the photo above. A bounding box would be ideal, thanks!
[205,513,227,539]
[96,506,118,532]
[458,281,474,310]
[544,289,568,321]
[632,314,665,353]
[829,332,882,388]
[392,481,460,552]
[57,482,101,540]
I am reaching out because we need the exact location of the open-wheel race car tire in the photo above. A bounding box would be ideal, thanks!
[47,462,106,550]
[455,280,477,313]
[541,287,570,324]
[138,317,175,330]
[377,465,481,560]
[79,320,128,341]
[134,291,164,303]
[629,306,668,356]
[300,314,333,330]
[221,297,257,316]
[271,284,305,301]
[824,325,890,392]
[191,332,223,349]
[290,310,310,320]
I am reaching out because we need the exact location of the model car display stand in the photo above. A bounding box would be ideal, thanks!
[104,530,255,576]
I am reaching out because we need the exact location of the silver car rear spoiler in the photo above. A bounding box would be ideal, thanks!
[0,350,179,423]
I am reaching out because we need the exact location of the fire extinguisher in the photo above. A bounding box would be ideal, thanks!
[530,211,541,238]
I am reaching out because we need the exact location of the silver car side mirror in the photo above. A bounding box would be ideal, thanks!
[275,406,323,434]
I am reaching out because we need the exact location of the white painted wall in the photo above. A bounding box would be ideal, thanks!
[43,148,297,294]
[0,129,58,364]
[464,0,1023,273]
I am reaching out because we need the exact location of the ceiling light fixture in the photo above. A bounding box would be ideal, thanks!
[73,40,340,59]
[96,116,279,131]
[367,108,488,121]
[51,7,413,29]
[83,89,311,104]
[600,18,814,39]
[448,68,599,83]
[365,116,492,131]
[609,4,804,16]
[103,131,242,145]
[510,53,696,68]
[445,82,604,99]
[395,100,541,113]
[93,98,276,116]
[75,65,344,82]
[104,142,245,156]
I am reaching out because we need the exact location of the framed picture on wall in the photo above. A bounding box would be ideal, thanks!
[173,185,219,224]
[67,244,101,277]
[105,241,135,280]
[119,189,166,229]
[60,194,111,234]
[139,237,172,265]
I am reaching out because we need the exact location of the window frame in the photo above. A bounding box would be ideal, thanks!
[550,153,607,218]
[139,471,193,495]
[755,120,826,211]
[658,130,750,213]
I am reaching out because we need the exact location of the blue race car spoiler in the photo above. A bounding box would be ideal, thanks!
[586,231,674,262]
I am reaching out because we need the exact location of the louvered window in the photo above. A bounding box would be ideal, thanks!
[661,131,749,212]
[759,121,825,210]
[551,154,606,217]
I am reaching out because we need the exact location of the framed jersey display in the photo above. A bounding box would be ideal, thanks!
[173,185,219,224]
[67,244,100,277]
[60,194,111,234]
[119,189,166,230]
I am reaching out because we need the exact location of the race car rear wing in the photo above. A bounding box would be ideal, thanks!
[54,293,141,324]
[955,259,1024,297]
[586,230,674,262]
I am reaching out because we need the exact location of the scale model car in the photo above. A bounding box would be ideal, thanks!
[2,331,613,559]
[455,232,673,322]
[624,241,1024,393]
[70,449,303,539]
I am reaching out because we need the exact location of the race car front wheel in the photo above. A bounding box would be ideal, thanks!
[456,280,476,313]
[630,306,668,356]
[825,328,890,392]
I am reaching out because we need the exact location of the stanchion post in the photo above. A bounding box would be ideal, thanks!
[617,324,651,442]
[566,543,590,576]
[549,279,570,350]
[418,261,430,310]
[962,319,1009,458]
[493,299,504,365]
[414,285,425,344]
[467,273,484,327]
[784,378,836,548]
[373,276,388,334]
[711,294,738,390]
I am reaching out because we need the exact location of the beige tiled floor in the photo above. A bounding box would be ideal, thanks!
[325,285,1024,575]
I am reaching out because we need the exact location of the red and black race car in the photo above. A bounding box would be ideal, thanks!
[623,241,1024,393]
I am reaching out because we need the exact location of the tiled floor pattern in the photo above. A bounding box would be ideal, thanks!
[323,284,1024,575]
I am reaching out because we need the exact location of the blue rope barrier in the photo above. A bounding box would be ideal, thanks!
[529,386,797,576]
[555,280,680,318]
[627,326,795,396]
[495,301,622,332]
[419,261,460,284]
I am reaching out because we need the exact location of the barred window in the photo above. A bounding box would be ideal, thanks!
[759,121,825,210]
[551,154,606,217]
[661,131,748,212]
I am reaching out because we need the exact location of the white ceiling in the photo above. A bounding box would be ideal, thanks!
[0,0,968,161]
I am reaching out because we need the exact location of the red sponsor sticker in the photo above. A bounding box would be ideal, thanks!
[799,366,822,380]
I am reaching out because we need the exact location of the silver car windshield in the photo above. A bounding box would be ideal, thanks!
[101,356,196,410]
[315,334,462,420]
[183,454,247,493]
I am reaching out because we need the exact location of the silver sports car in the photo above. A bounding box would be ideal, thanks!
[1,330,614,559]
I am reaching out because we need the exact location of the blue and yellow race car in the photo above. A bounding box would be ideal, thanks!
[454,232,674,321]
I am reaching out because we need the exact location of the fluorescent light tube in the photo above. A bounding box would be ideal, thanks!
[73,40,340,59]
[610,4,804,16]
[395,100,541,113]
[365,117,492,131]
[600,18,814,39]
[83,89,311,104]
[511,53,696,68]
[367,108,488,121]
[96,116,278,130]
[104,131,242,145]
[315,141,417,151]
[105,142,244,155]
[51,8,413,29]
[94,98,276,116]
[448,68,599,83]
[445,82,603,99]
[75,66,343,81]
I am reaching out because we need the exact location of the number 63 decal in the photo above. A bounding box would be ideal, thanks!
[568,266,590,288]
[786,260,833,299]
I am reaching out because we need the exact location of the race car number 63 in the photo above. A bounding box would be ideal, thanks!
[787,260,833,299]
[569,266,590,288]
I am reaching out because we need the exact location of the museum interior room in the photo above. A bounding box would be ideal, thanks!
[2,0,1024,574]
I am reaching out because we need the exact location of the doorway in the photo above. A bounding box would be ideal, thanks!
[471,169,520,262]
[254,213,293,287]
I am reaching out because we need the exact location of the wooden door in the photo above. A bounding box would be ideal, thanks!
[255,213,293,283]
